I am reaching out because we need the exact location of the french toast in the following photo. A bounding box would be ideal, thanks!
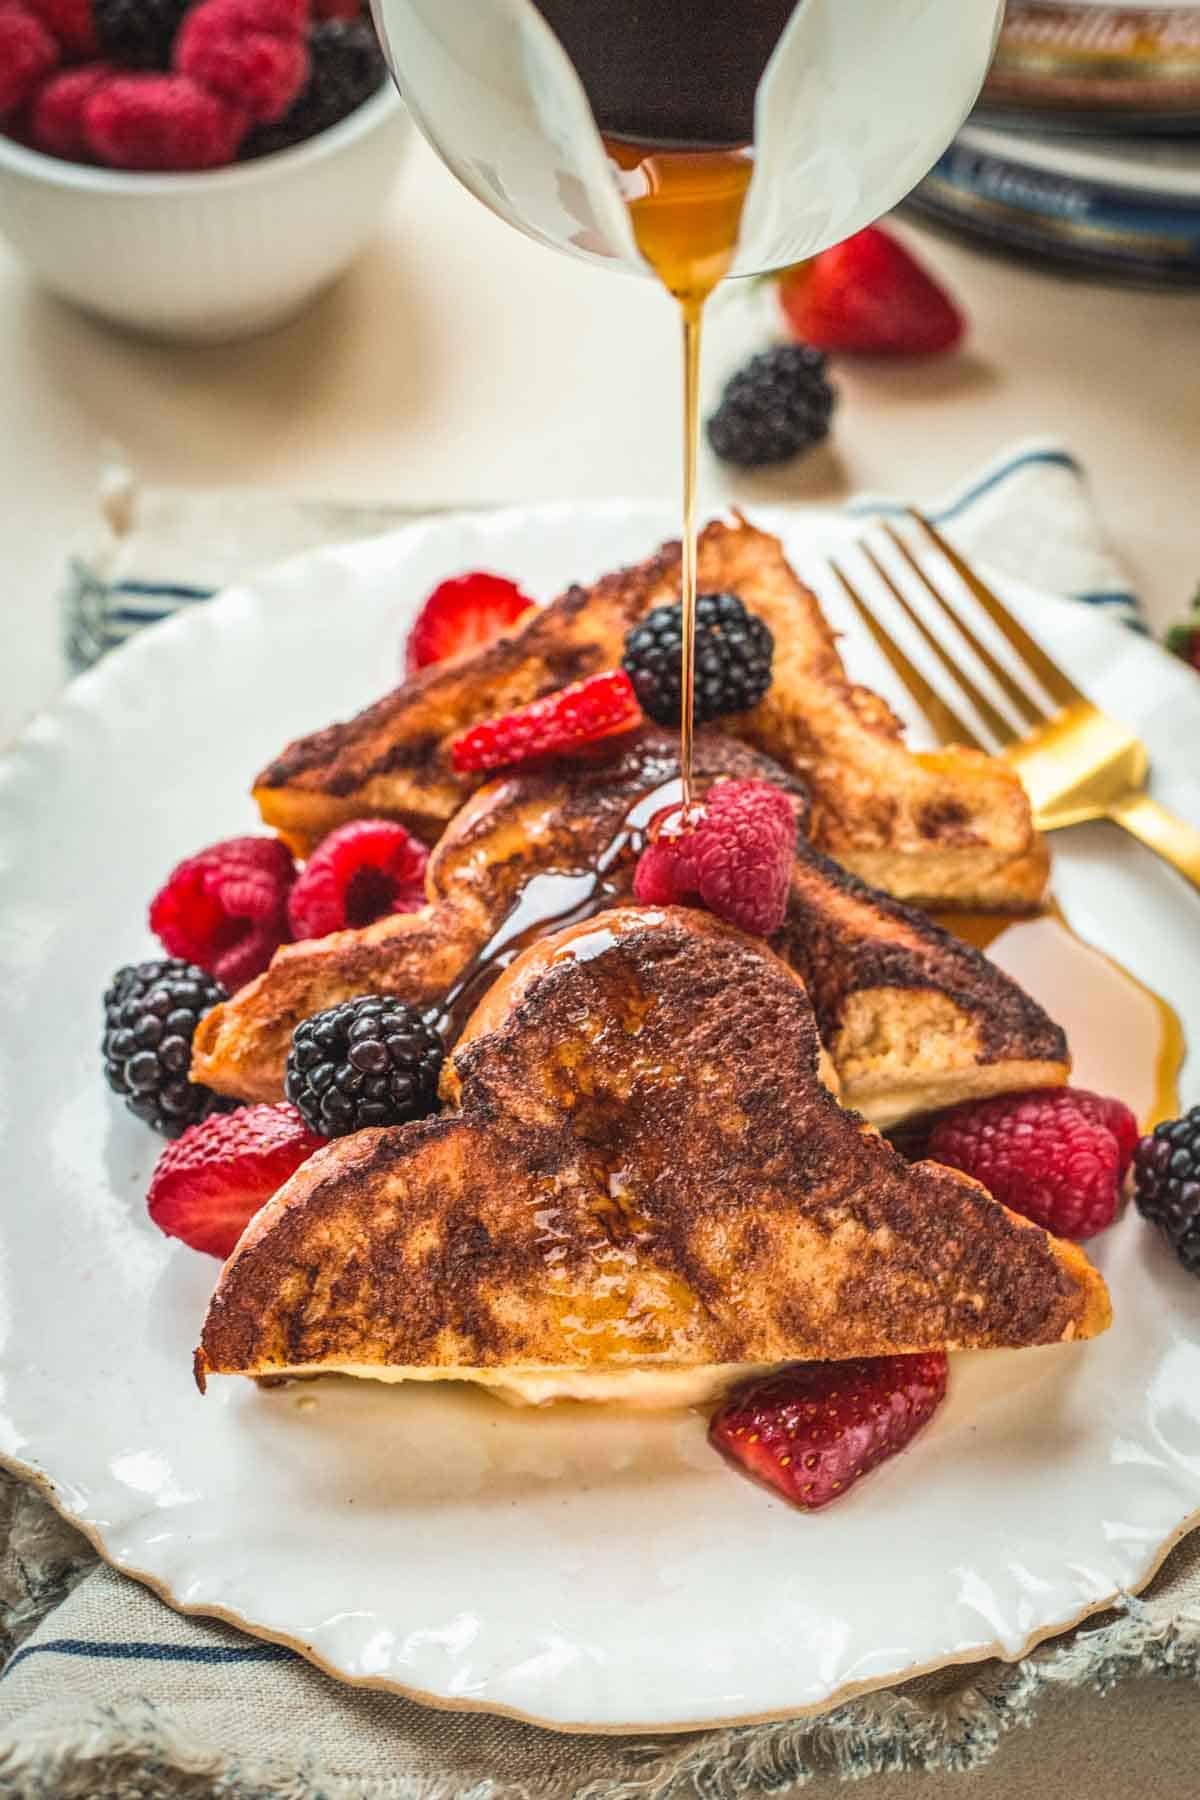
[196,907,1109,1404]
[196,730,1068,1122]
[253,517,1047,912]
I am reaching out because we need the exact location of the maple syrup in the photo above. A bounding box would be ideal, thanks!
[936,906,1185,1129]
[606,138,753,805]
[430,777,685,1046]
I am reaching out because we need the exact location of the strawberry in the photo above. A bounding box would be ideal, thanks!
[405,572,536,678]
[778,224,964,357]
[928,1087,1135,1240]
[710,1353,948,1511]
[449,669,642,774]
[147,1102,326,1259]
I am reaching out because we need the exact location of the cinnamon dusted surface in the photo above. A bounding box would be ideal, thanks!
[253,518,1047,911]
[198,907,1106,1385]
[196,730,1067,1117]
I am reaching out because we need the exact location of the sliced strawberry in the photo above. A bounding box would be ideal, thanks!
[710,1353,948,1510]
[449,669,642,775]
[147,1103,326,1259]
[778,224,964,357]
[405,572,536,678]
[287,818,429,940]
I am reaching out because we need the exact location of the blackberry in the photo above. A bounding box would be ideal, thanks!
[242,19,385,158]
[622,591,774,727]
[103,959,231,1138]
[707,344,835,468]
[1133,1105,1200,1274]
[95,0,190,66]
[285,996,443,1137]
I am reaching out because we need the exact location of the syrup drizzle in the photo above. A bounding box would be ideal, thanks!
[606,139,752,806]
[428,777,684,1045]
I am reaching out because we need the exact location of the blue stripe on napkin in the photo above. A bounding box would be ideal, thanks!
[2,1637,297,1680]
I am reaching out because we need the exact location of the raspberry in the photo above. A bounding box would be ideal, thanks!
[404,571,535,679]
[622,590,774,728]
[175,0,309,125]
[287,819,429,941]
[285,996,444,1137]
[707,344,835,469]
[26,0,96,57]
[242,16,383,156]
[710,1353,948,1511]
[84,73,248,170]
[928,1087,1129,1240]
[30,62,110,159]
[0,3,59,117]
[147,1103,326,1259]
[449,669,642,775]
[103,958,232,1138]
[1133,1104,1200,1275]
[1073,1091,1139,1178]
[149,835,296,992]
[633,778,797,938]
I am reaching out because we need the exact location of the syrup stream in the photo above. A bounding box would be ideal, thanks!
[606,139,752,806]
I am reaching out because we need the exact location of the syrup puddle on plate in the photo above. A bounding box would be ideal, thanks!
[938,907,1185,1128]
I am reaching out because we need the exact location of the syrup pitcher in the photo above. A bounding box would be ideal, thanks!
[369,0,1004,281]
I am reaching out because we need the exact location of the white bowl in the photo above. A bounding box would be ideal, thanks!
[0,86,407,344]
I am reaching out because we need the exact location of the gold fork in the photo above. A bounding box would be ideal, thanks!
[829,511,1200,893]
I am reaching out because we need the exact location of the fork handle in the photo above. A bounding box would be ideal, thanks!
[1107,793,1200,893]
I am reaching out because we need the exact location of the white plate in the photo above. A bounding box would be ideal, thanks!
[2,501,1199,1735]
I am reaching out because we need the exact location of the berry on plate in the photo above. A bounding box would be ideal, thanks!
[622,591,774,728]
[927,1086,1136,1240]
[1133,1104,1200,1275]
[449,668,642,775]
[149,834,296,991]
[777,224,965,357]
[707,343,835,468]
[633,778,797,938]
[404,571,535,679]
[147,1102,326,1258]
[287,818,429,940]
[83,71,248,170]
[285,995,444,1137]
[710,1353,948,1510]
[103,958,231,1138]
[175,0,309,125]
[0,3,60,117]
[30,60,110,157]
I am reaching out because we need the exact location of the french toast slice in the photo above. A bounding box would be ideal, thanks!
[196,907,1108,1402]
[253,517,1047,911]
[196,731,1068,1122]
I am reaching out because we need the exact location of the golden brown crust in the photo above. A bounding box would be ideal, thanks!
[198,907,1108,1383]
[252,518,1045,911]
[196,730,1067,1116]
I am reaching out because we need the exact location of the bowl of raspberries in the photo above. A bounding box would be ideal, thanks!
[0,0,406,341]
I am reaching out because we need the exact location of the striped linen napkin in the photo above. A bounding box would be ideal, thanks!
[63,438,1144,673]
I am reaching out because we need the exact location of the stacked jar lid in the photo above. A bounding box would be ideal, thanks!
[906,2,1200,283]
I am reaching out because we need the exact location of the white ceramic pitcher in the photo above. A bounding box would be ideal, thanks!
[370,0,1003,279]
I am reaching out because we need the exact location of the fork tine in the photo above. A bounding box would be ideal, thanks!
[858,541,1018,748]
[881,523,1046,729]
[909,511,1085,712]
[828,558,987,752]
